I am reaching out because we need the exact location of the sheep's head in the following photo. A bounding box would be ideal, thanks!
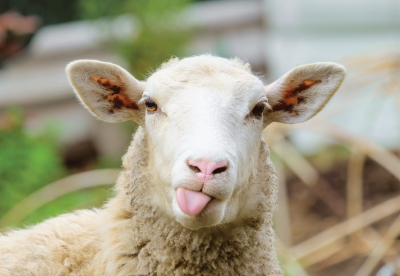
[66,55,345,230]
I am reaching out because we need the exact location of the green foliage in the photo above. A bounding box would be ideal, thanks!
[0,109,65,219]
[79,0,192,79]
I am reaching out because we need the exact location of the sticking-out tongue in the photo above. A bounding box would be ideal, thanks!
[176,188,212,216]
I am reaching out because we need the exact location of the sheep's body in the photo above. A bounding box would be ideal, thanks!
[0,55,346,275]
[0,210,102,275]
[0,128,280,276]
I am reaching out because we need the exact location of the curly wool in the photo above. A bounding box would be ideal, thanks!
[0,210,102,276]
[0,127,282,276]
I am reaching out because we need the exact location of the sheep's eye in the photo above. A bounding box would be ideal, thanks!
[145,99,158,112]
[251,103,265,119]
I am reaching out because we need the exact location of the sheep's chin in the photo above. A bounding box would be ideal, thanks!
[172,199,226,230]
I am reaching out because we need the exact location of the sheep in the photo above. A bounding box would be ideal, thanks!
[0,55,345,276]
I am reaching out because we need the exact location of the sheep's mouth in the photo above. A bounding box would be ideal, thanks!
[176,188,213,216]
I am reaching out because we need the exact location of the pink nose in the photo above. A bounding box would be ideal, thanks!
[188,159,228,182]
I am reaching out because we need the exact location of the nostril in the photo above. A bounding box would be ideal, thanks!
[212,166,228,175]
[187,159,228,176]
[189,165,201,173]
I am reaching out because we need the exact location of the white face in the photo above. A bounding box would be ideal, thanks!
[67,55,345,230]
[142,59,267,229]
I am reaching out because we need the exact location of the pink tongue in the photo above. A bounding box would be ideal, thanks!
[176,188,212,216]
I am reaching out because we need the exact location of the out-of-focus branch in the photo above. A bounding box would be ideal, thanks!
[0,169,120,229]
[354,213,400,276]
[276,238,310,276]
[284,120,400,185]
[289,193,400,260]
[269,132,346,217]
[346,149,365,240]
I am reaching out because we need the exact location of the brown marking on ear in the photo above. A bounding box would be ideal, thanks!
[297,96,305,104]
[272,79,321,114]
[91,77,121,94]
[90,76,139,112]
[303,80,317,86]
[104,94,139,111]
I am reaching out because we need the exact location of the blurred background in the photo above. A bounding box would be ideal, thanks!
[1,0,400,275]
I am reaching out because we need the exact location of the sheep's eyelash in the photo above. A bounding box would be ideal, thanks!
[138,96,152,105]
[256,97,272,111]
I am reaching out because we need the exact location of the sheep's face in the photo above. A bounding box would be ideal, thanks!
[142,58,267,229]
[67,55,345,230]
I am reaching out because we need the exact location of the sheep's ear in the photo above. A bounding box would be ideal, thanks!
[66,60,145,123]
[263,62,345,125]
